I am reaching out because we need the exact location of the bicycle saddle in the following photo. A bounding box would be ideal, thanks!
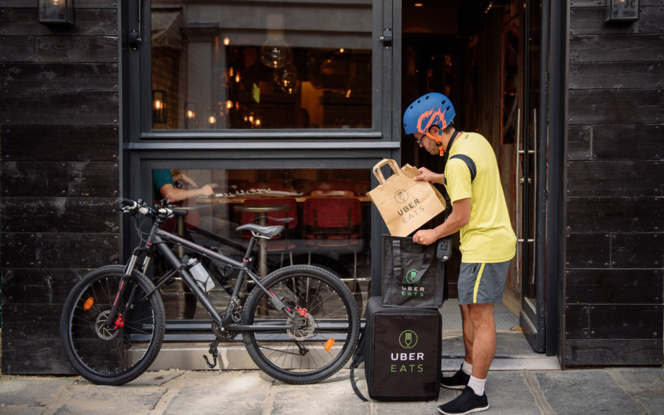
[236,224,284,239]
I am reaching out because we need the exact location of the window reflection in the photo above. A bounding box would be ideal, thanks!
[151,1,372,131]
[151,168,371,319]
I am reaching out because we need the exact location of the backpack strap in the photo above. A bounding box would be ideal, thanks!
[349,326,369,402]
[449,154,477,182]
[350,365,369,402]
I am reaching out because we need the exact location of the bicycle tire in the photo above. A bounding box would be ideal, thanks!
[241,264,360,384]
[60,265,166,385]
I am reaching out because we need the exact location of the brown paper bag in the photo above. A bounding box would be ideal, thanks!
[368,159,446,237]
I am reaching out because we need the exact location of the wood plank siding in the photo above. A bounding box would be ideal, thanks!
[564,0,664,367]
[0,2,120,374]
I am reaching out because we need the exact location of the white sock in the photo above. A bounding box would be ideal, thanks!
[467,376,486,396]
[461,361,472,376]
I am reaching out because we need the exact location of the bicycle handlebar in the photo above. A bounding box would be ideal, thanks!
[115,198,187,219]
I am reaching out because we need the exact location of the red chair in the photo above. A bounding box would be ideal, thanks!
[239,198,299,266]
[303,197,364,276]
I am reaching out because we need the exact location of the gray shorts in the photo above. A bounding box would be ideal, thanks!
[457,260,512,305]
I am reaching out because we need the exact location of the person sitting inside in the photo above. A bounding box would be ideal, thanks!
[153,169,215,204]
[152,169,216,231]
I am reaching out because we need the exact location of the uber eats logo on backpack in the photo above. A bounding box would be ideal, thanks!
[390,330,425,373]
[402,269,425,297]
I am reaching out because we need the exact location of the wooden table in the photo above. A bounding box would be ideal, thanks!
[198,194,372,204]
[233,204,290,278]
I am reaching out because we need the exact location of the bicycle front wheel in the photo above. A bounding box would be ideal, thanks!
[242,264,360,384]
[60,265,165,385]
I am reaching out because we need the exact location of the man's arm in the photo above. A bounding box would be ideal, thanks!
[159,183,214,203]
[414,167,445,185]
[412,198,470,245]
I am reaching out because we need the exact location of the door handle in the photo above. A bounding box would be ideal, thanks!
[379,28,393,47]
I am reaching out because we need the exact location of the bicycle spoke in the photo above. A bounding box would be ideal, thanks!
[61,266,165,385]
[242,265,359,383]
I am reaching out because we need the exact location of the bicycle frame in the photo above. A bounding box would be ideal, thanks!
[115,214,297,335]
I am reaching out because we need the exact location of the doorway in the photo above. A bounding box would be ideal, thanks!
[400,0,552,365]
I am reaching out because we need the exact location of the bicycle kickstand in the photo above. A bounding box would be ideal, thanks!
[203,339,220,369]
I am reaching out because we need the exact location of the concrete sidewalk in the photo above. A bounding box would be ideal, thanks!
[1,366,663,414]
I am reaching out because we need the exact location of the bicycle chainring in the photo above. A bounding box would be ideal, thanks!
[212,321,238,341]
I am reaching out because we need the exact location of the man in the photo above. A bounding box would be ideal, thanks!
[153,169,215,230]
[403,93,516,415]
[153,169,215,203]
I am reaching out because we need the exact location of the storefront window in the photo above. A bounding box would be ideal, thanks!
[151,167,371,319]
[151,1,373,130]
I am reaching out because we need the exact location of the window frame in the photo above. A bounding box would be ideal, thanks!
[126,0,394,144]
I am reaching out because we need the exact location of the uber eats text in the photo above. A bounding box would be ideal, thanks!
[390,352,425,373]
[397,199,424,224]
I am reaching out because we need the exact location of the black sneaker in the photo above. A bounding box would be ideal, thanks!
[441,365,471,390]
[437,386,489,415]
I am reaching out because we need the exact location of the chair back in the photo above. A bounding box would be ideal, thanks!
[303,197,361,239]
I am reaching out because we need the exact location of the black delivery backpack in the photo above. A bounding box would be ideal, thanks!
[351,296,442,401]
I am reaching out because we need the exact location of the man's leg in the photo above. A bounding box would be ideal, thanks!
[437,303,494,415]
[440,304,474,390]
[460,304,474,365]
[467,302,496,380]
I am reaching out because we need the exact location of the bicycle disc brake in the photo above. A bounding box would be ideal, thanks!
[286,311,315,341]
[95,310,119,340]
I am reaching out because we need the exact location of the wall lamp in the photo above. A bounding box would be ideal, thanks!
[152,90,167,124]
[606,0,639,22]
[39,0,74,25]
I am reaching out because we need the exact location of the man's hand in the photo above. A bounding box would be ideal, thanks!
[414,167,444,185]
[412,228,440,246]
[199,184,215,197]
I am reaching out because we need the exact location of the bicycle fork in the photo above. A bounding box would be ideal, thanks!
[103,248,142,330]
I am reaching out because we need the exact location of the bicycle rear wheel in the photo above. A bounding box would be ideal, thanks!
[242,264,360,384]
[60,265,165,385]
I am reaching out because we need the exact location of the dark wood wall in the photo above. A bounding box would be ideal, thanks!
[564,0,664,367]
[0,0,120,374]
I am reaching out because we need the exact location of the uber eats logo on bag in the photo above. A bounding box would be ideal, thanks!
[394,189,424,224]
[402,269,425,297]
[390,330,424,373]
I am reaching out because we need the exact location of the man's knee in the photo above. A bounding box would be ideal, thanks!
[467,303,494,326]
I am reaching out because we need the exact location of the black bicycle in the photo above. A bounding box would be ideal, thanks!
[60,198,360,385]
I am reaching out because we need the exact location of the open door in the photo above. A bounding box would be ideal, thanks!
[517,0,547,353]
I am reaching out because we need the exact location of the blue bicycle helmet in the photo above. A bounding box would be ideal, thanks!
[403,92,456,135]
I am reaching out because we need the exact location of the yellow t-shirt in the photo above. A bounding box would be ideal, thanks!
[444,132,516,263]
